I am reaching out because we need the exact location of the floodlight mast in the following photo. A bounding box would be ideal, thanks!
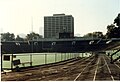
[30,16,33,66]
[31,16,33,33]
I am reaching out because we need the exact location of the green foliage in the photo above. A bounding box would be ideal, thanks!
[26,32,43,40]
[1,32,43,41]
[106,13,120,38]
[16,35,24,41]
[106,24,120,38]
[1,32,15,41]
[114,13,120,27]
[83,31,103,38]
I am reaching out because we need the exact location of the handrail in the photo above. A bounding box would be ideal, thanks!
[110,49,120,63]
[111,49,120,56]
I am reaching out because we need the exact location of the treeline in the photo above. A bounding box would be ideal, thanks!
[106,13,120,38]
[1,32,43,41]
[83,13,120,39]
[1,13,120,41]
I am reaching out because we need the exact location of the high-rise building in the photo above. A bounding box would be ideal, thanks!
[44,14,74,38]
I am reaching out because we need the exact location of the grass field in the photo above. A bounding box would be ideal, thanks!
[2,53,91,69]
[2,51,120,69]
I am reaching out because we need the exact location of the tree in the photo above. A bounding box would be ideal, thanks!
[106,24,115,38]
[106,25,120,38]
[26,32,43,40]
[106,13,120,38]
[83,33,93,38]
[83,31,103,38]
[93,32,103,38]
[114,13,120,27]
[16,35,24,41]
[107,24,115,31]
[1,32,15,41]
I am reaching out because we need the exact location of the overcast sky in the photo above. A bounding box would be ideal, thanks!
[0,0,120,37]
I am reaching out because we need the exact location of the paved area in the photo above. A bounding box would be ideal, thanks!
[1,54,120,81]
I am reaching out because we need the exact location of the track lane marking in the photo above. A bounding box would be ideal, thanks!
[103,56,114,81]
[74,58,95,81]
[114,63,120,69]
[93,57,100,81]
[106,55,120,70]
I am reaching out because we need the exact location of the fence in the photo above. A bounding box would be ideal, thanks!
[2,53,92,70]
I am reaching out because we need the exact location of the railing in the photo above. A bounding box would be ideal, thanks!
[106,50,120,63]
[2,53,92,70]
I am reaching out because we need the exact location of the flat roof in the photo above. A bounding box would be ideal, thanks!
[44,14,73,17]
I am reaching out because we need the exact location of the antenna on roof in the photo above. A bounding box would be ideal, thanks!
[31,16,33,33]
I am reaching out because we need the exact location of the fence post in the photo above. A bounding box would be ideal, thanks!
[66,53,67,60]
[68,53,69,59]
[69,53,70,59]
[82,53,83,57]
[63,53,65,60]
[45,54,47,64]
[11,54,13,70]
[65,53,66,60]
[55,53,56,62]
[63,53,64,60]
[30,54,32,66]
[66,53,68,60]
[67,53,69,60]
[31,40,33,67]
[69,53,71,59]
[61,53,62,61]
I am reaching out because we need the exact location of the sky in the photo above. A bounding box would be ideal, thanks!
[0,0,120,37]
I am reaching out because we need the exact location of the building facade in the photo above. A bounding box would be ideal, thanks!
[44,14,74,38]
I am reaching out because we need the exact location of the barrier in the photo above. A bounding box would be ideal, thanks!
[2,53,92,70]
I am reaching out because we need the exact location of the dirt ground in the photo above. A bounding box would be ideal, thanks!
[1,54,120,81]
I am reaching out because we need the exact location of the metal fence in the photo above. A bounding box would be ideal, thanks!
[2,53,92,70]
